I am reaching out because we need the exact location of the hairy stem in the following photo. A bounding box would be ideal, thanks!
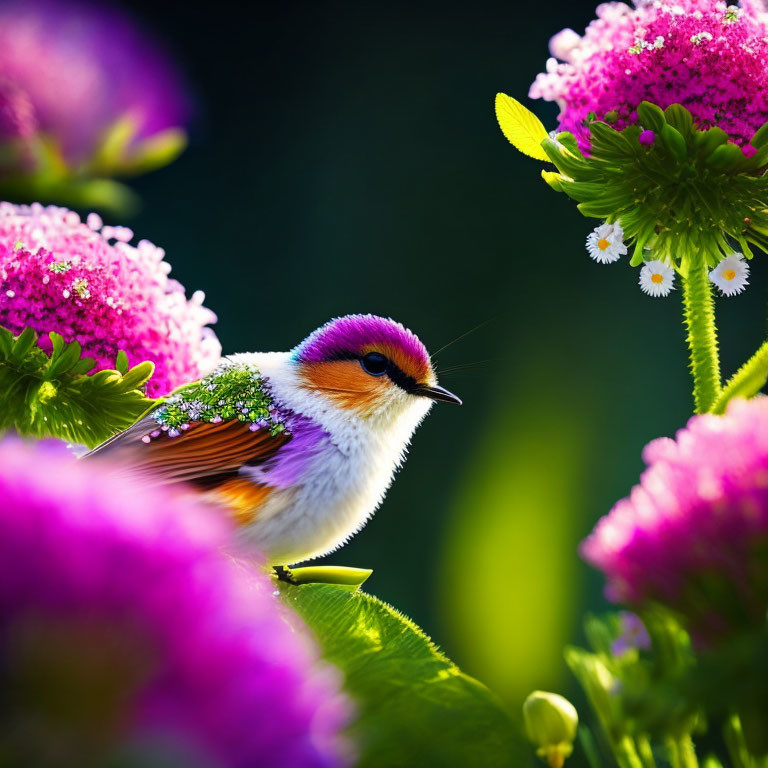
[612,736,644,768]
[712,338,768,414]
[682,258,721,414]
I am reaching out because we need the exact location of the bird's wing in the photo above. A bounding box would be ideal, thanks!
[86,414,292,484]
[84,360,293,500]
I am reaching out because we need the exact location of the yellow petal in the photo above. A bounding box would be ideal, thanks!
[495,93,551,162]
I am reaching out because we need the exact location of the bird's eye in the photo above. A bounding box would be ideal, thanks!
[360,351,389,376]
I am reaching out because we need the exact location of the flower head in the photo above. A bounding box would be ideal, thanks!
[710,252,750,295]
[0,203,220,397]
[523,691,578,768]
[0,438,352,766]
[0,0,189,170]
[639,259,675,297]
[586,221,627,263]
[530,0,768,151]
[581,397,768,643]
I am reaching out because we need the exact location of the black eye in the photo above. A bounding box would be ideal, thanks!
[360,351,389,376]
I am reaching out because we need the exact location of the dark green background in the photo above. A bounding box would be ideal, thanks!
[118,0,768,735]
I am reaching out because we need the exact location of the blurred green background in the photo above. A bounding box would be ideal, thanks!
[113,0,768,740]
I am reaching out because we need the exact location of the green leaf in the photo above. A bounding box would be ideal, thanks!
[694,127,729,155]
[706,143,743,170]
[541,139,594,180]
[495,93,551,162]
[120,129,187,176]
[660,124,687,162]
[541,170,564,192]
[0,325,158,448]
[750,120,768,149]
[664,104,694,137]
[280,582,522,768]
[637,101,666,133]
[554,132,581,156]
[588,122,632,158]
[115,350,129,375]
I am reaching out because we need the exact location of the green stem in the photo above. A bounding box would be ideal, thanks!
[677,735,699,768]
[712,338,768,414]
[578,726,604,768]
[612,736,645,768]
[682,258,721,414]
[636,736,657,768]
[666,735,699,768]
[724,715,751,768]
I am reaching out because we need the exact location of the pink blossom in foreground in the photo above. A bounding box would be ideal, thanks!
[581,398,768,643]
[530,0,768,151]
[0,438,352,767]
[0,203,220,397]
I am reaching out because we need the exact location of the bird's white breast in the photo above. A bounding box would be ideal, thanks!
[227,352,432,565]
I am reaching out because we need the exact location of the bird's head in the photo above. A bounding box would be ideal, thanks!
[291,314,461,422]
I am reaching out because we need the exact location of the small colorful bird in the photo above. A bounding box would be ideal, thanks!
[88,314,461,565]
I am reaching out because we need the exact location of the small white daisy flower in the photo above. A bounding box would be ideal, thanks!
[639,260,676,297]
[586,222,627,264]
[710,253,749,296]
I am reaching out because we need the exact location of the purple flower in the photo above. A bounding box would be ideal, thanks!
[530,0,768,152]
[581,398,768,644]
[0,438,352,767]
[638,129,655,147]
[0,0,189,169]
[610,612,651,656]
[0,203,220,397]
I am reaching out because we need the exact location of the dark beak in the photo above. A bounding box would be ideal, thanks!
[412,384,462,405]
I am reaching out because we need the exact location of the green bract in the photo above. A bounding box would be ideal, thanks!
[541,102,768,273]
[0,325,156,447]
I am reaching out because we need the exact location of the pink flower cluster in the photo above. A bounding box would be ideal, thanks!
[0,438,352,766]
[0,203,220,397]
[582,398,768,642]
[530,0,768,151]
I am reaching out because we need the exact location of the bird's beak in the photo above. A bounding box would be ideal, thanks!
[412,384,462,405]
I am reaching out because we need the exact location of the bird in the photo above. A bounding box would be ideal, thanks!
[87,314,461,566]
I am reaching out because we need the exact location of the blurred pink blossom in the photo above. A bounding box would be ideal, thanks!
[582,397,768,643]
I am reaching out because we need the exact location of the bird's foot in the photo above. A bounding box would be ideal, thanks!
[273,565,298,584]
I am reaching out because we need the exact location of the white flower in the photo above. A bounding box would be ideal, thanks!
[690,31,713,44]
[639,260,676,297]
[586,222,627,264]
[710,253,750,296]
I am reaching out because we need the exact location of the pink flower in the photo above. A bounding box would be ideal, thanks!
[530,0,768,151]
[0,203,220,397]
[581,398,768,643]
[0,438,352,766]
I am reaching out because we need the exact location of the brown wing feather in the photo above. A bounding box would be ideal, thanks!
[85,417,292,486]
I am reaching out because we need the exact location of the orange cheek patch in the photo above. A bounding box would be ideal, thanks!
[300,360,389,414]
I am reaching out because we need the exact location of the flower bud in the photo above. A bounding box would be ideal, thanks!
[523,691,578,768]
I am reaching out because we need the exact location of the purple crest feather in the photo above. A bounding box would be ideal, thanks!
[293,314,430,370]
